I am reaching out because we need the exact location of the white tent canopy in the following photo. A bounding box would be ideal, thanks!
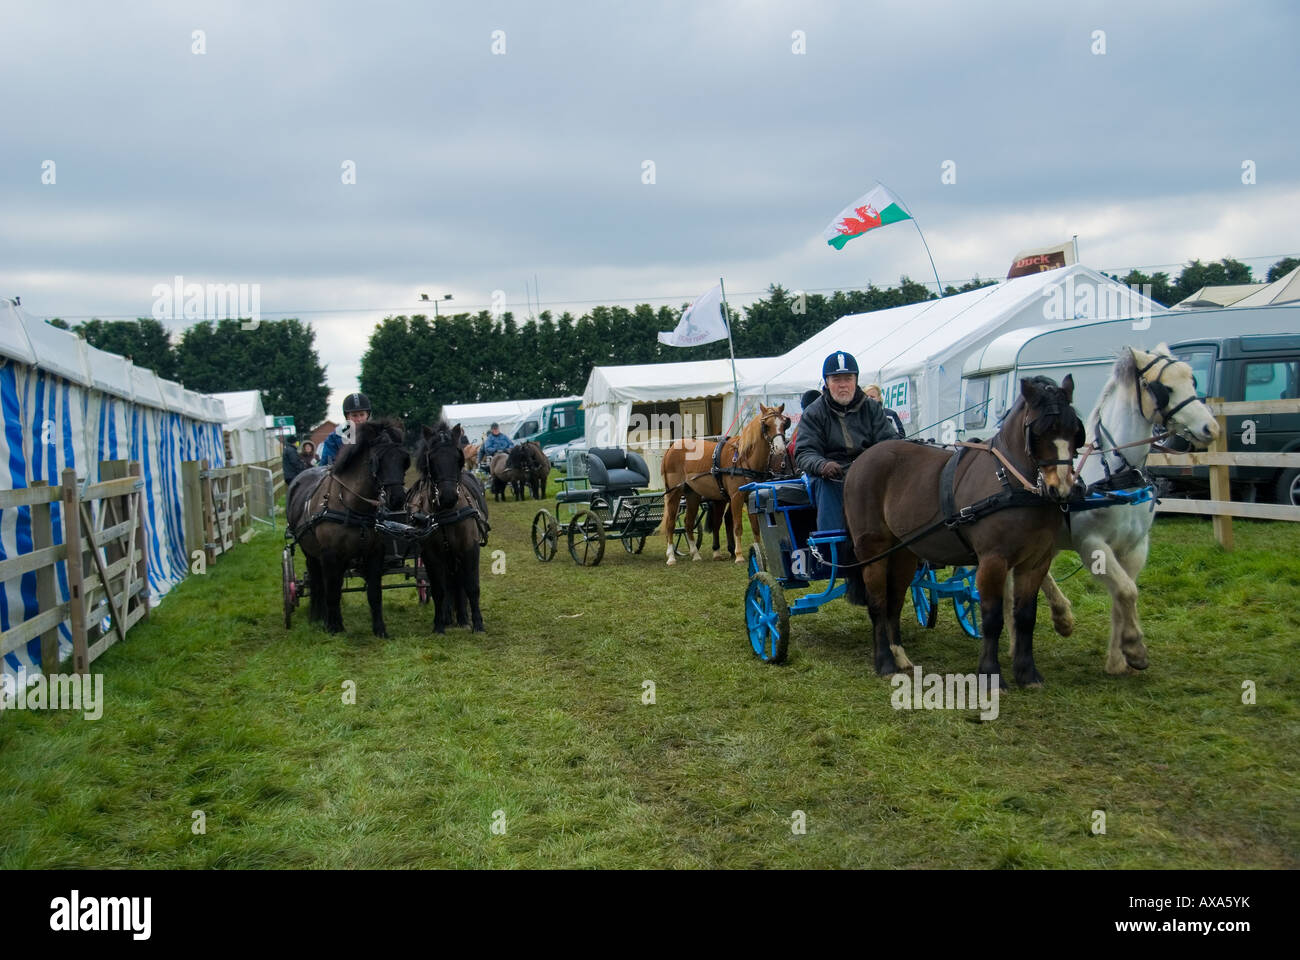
[212,390,269,464]
[1232,265,1300,307]
[582,357,771,447]
[738,265,1166,441]
[441,396,579,442]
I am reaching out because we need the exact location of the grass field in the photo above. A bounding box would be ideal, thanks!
[2,477,1297,869]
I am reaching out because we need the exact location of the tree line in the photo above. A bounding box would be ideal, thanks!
[46,255,1299,435]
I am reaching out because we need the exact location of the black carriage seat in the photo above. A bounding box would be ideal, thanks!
[774,484,811,507]
[584,447,650,499]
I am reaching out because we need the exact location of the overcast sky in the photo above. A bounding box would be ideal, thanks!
[2,0,1296,416]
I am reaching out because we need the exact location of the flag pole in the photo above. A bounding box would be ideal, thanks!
[719,277,740,430]
[877,180,944,299]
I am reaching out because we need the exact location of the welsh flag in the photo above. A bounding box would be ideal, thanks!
[823,183,912,250]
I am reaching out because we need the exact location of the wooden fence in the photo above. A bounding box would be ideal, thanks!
[0,461,149,676]
[1150,397,1300,550]
[1,453,286,681]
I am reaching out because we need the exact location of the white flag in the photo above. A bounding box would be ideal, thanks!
[658,283,728,347]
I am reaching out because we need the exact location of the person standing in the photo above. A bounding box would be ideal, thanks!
[863,383,906,439]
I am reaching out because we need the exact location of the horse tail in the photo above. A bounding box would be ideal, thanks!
[842,540,869,606]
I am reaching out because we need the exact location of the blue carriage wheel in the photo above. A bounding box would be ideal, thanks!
[744,571,789,664]
[951,566,982,639]
[910,562,938,629]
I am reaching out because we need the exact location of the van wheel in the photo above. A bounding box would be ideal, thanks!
[1275,469,1300,507]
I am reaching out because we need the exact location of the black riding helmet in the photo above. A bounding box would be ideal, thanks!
[342,393,372,415]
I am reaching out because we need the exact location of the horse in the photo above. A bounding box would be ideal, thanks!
[489,451,520,501]
[286,418,410,637]
[660,404,790,565]
[842,376,1086,688]
[464,441,481,464]
[1031,345,1219,674]
[515,440,550,500]
[407,423,489,634]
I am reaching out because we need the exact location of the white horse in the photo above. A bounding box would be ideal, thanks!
[1028,345,1220,674]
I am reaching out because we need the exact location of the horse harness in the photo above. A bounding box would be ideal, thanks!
[706,435,776,498]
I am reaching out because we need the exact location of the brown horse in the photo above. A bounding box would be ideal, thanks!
[407,423,489,633]
[509,440,550,500]
[286,418,410,636]
[842,376,1086,688]
[660,403,789,565]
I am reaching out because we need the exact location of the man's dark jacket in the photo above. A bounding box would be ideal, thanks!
[794,388,898,477]
[282,445,308,486]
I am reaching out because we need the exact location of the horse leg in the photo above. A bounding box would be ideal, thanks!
[885,553,918,670]
[1040,565,1075,637]
[453,554,470,627]
[683,494,704,562]
[1115,536,1150,670]
[862,560,901,676]
[1010,558,1050,687]
[427,549,449,635]
[731,489,747,564]
[1081,538,1143,674]
[663,489,682,565]
[974,556,1009,689]
[366,547,387,638]
[464,542,485,633]
[306,553,324,623]
[322,555,345,634]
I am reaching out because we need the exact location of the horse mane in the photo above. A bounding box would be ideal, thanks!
[332,417,405,472]
[737,411,766,465]
[1085,350,1142,431]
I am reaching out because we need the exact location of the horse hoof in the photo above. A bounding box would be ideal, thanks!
[1052,615,1074,637]
[733,554,746,564]
[691,554,702,562]
[473,625,486,634]
[666,557,676,566]
[1125,653,1149,670]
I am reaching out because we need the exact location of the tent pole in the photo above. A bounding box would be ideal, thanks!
[877,180,944,299]
[720,277,740,431]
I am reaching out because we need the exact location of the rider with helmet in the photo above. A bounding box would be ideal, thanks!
[319,392,372,467]
[794,351,898,533]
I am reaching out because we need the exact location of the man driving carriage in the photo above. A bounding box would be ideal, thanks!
[319,392,373,467]
[794,351,898,534]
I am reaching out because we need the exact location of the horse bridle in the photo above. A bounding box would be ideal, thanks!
[1135,354,1199,427]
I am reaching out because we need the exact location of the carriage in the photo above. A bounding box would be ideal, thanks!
[531,446,713,565]
[741,474,983,664]
[281,511,435,628]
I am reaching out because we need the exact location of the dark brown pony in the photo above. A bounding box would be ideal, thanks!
[660,403,789,565]
[843,376,1086,688]
[286,418,410,636]
[408,423,488,633]
[515,440,551,500]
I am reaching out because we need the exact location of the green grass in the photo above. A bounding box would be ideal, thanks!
[1,476,1297,868]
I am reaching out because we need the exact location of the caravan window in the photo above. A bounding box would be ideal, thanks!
[514,420,540,439]
[550,407,574,430]
[964,378,990,430]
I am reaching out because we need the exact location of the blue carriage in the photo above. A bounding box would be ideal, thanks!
[741,475,981,664]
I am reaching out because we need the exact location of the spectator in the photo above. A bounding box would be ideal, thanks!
[481,422,513,466]
[863,383,906,439]
[282,436,307,486]
[300,439,317,467]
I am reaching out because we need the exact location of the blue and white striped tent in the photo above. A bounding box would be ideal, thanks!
[0,298,227,679]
